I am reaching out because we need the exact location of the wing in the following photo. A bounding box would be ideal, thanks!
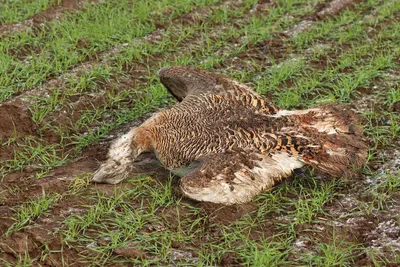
[179,150,304,204]
[157,66,217,101]
[157,66,278,114]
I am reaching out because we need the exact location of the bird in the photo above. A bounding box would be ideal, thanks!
[92,66,368,205]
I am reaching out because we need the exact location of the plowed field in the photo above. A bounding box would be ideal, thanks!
[0,0,399,266]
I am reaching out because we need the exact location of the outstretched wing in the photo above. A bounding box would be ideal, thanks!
[157,66,278,114]
[157,66,217,101]
[179,150,304,204]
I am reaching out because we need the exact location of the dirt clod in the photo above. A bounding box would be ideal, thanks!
[316,0,362,19]
[114,246,147,259]
[200,202,257,224]
[0,101,36,140]
[0,233,36,255]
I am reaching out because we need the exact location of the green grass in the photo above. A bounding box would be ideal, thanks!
[300,237,360,267]
[0,0,222,101]
[0,0,60,24]
[1,136,68,180]
[61,176,184,265]
[5,191,60,236]
[290,181,336,225]
[364,171,400,211]
[1,0,400,266]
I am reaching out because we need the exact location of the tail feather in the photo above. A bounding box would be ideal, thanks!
[278,104,368,177]
[307,133,368,177]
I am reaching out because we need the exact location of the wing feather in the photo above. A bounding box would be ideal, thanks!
[157,66,278,114]
[180,151,304,204]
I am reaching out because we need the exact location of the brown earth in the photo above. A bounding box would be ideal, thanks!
[0,100,36,141]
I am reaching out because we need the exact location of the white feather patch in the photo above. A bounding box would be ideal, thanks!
[107,127,137,164]
[271,108,341,135]
[181,152,304,204]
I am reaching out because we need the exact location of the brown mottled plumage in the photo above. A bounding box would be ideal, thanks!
[92,66,368,204]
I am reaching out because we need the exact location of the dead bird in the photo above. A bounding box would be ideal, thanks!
[92,66,367,204]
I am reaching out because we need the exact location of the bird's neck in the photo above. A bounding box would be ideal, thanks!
[134,114,162,152]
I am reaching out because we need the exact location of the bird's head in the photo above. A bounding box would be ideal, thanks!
[92,127,151,184]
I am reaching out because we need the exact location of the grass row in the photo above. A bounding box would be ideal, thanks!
[0,0,222,101]
[6,171,398,265]
[56,175,354,266]
[0,0,59,24]
[5,191,60,236]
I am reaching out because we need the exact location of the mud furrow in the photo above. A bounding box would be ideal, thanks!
[0,0,100,36]
[222,0,391,73]
[199,0,370,75]
[316,0,363,19]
